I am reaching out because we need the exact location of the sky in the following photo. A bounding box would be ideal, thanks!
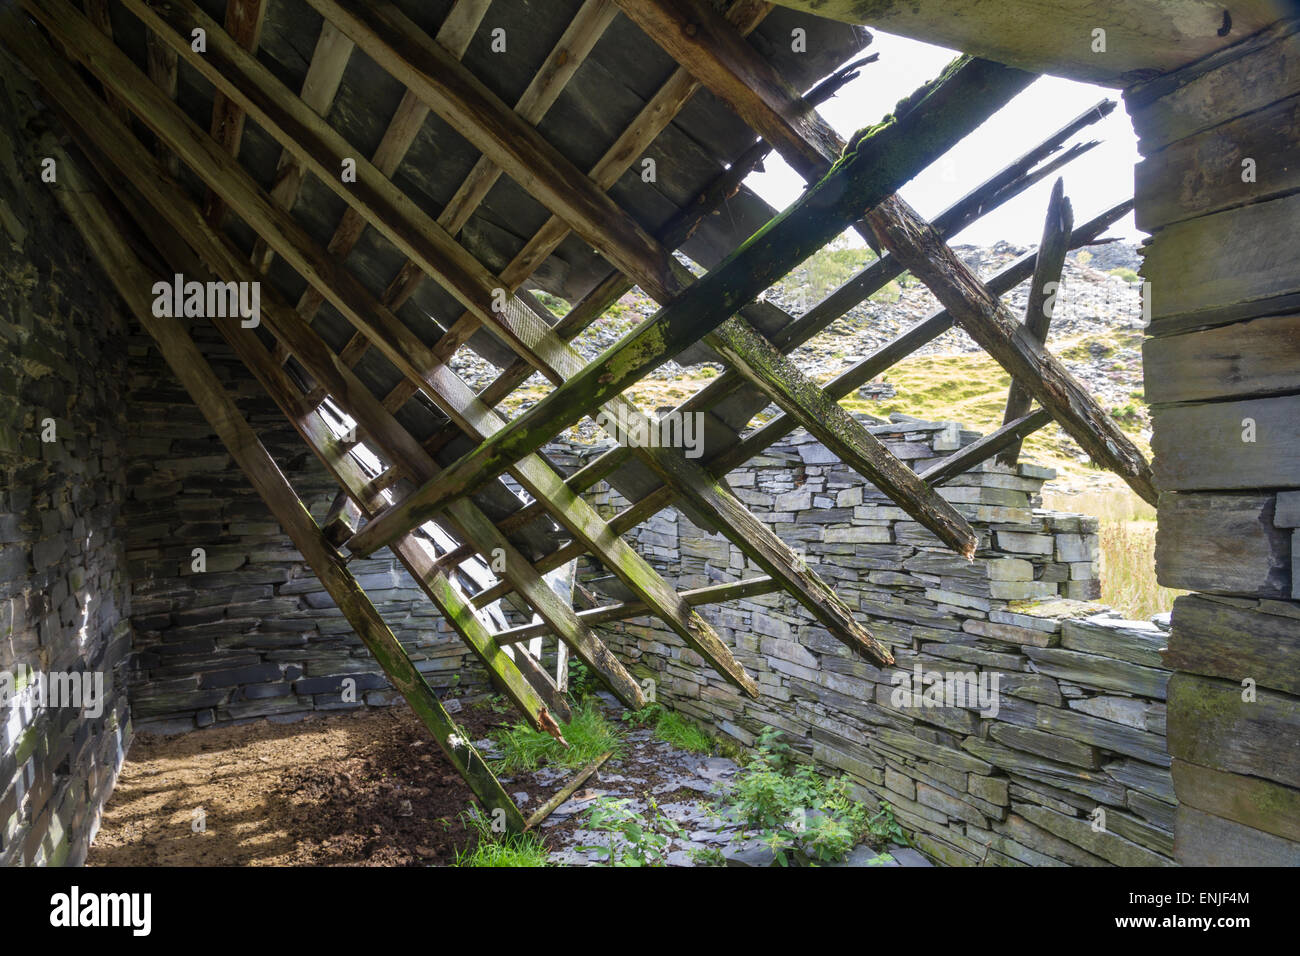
[744,30,1147,248]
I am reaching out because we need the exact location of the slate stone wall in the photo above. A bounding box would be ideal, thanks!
[0,74,133,866]
[560,418,1176,866]
[122,320,487,734]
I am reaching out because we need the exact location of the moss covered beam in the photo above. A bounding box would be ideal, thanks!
[348,56,1035,546]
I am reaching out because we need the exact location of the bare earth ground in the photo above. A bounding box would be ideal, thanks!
[88,705,545,866]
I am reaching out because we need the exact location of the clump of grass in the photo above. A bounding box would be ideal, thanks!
[454,811,550,867]
[1099,520,1184,619]
[492,699,624,773]
[653,709,714,754]
[621,702,714,754]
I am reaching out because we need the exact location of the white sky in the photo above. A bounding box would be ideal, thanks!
[744,30,1147,247]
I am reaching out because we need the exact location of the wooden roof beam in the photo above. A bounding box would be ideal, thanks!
[203,0,267,225]
[617,0,1155,504]
[17,0,669,708]
[251,19,355,273]
[306,0,686,305]
[52,0,752,695]
[325,0,620,403]
[44,140,526,831]
[866,197,1157,505]
[25,36,579,734]
[470,99,1111,549]
[116,0,890,662]
[997,177,1073,467]
[468,198,1133,600]
[348,57,1033,549]
[495,576,780,646]
[281,0,490,348]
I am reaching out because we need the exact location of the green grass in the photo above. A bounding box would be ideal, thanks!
[1041,486,1183,619]
[652,709,714,754]
[492,699,625,773]
[454,811,550,867]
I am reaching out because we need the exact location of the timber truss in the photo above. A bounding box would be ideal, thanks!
[1,0,1155,829]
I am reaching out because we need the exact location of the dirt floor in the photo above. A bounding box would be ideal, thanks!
[86,702,567,867]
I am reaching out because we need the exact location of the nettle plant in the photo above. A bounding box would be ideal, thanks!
[727,727,896,866]
[578,795,684,867]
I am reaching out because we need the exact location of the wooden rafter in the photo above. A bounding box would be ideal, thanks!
[468,198,1133,599]
[43,0,760,696]
[42,134,526,831]
[117,0,902,665]
[346,57,1033,549]
[615,0,1155,504]
[481,102,1112,571]
[202,0,267,225]
[14,0,664,715]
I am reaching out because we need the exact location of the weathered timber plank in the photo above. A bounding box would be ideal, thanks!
[1141,192,1300,328]
[921,409,1053,486]
[202,0,266,225]
[1143,313,1300,403]
[1155,493,1290,596]
[1167,672,1300,789]
[43,146,524,830]
[1126,21,1300,153]
[31,0,738,698]
[304,0,684,301]
[1152,394,1300,490]
[21,19,642,716]
[1175,804,1300,866]
[1173,759,1300,844]
[1166,593,1300,696]
[495,576,779,645]
[998,177,1071,466]
[1135,92,1300,230]
[706,315,978,556]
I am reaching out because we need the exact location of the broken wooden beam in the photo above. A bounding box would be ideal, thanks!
[866,195,1158,505]
[8,15,632,722]
[525,750,614,831]
[998,177,1073,467]
[345,56,1035,544]
[705,317,979,557]
[28,0,743,701]
[495,576,779,645]
[45,146,526,831]
[920,409,1054,487]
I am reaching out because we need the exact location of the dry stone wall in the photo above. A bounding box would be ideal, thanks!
[123,321,487,733]
[0,74,133,866]
[557,418,1177,866]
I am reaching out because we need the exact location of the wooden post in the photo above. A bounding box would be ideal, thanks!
[997,177,1073,467]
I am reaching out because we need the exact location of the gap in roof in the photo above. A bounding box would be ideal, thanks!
[743,29,1145,247]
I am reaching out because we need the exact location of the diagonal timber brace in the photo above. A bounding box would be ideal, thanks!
[22,0,757,697]
[345,57,1036,549]
[44,146,527,831]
